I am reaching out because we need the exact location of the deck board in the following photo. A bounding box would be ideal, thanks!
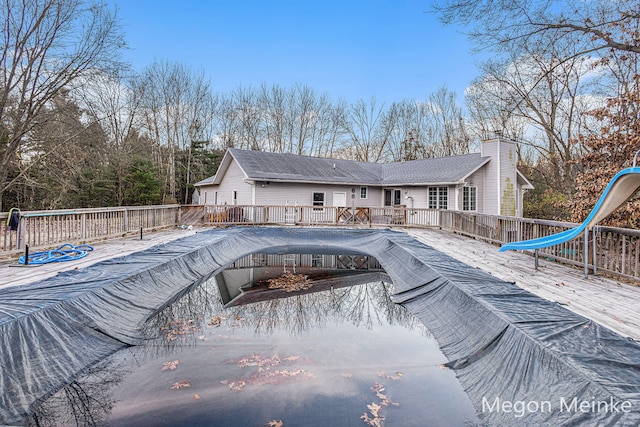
[1,225,638,340]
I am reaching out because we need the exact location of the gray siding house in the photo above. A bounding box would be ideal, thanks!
[195,137,534,217]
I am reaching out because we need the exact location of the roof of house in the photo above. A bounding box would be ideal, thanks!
[195,148,491,187]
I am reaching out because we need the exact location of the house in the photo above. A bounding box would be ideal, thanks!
[194,137,534,217]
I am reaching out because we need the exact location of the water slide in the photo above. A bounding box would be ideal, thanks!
[500,165,640,252]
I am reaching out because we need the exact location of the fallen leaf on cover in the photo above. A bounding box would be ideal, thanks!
[222,353,312,391]
[267,421,283,427]
[171,380,190,389]
[162,360,180,370]
[208,315,227,327]
[377,371,400,380]
[361,402,385,427]
[370,382,399,407]
[229,380,246,391]
[360,413,383,427]
[371,382,385,393]
[367,403,382,417]
[377,390,399,407]
[193,394,201,400]
[161,318,200,341]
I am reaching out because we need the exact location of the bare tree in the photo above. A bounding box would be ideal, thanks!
[213,95,240,149]
[434,0,640,56]
[343,97,389,162]
[466,37,601,195]
[423,86,470,157]
[258,83,290,153]
[220,83,347,157]
[74,70,143,204]
[465,82,528,144]
[135,60,216,203]
[380,87,470,162]
[306,96,347,158]
[0,0,124,211]
[380,100,426,161]
[230,86,263,151]
[287,84,343,156]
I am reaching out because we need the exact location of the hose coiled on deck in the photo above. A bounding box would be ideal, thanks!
[19,243,94,265]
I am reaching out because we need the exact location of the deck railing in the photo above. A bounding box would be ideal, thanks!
[439,210,640,281]
[0,205,179,254]
[201,205,441,228]
[2,204,639,281]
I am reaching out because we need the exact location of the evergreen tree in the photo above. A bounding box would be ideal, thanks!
[124,159,163,206]
[176,143,224,204]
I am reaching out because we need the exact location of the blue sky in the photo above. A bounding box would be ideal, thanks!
[113,0,480,105]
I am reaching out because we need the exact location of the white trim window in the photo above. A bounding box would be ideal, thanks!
[428,187,448,209]
[312,192,325,210]
[384,189,402,206]
[360,186,368,199]
[463,186,477,211]
[232,190,238,205]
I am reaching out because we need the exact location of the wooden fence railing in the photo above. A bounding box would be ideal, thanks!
[2,203,639,281]
[0,205,179,254]
[439,211,640,281]
[200,205,441,228]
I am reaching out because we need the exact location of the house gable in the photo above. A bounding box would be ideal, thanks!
[197,151,253,205]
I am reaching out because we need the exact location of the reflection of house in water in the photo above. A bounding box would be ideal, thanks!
[216,253,389,307]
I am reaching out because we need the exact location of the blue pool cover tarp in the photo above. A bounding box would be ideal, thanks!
[0,227,639,425]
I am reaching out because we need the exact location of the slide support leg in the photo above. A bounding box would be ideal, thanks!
[584,228,589,278]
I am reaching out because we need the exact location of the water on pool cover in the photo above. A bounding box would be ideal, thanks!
[29,259,481,427]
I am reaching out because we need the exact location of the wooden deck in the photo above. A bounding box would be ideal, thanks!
[1,225,638,340]
[0,227,199,289]
[406,228,640,340]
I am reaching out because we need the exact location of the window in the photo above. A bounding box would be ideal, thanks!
[428,187,448,209]
[360,186,368,199]
[232,190,237,205]
[312,254,324,267]
[312,192,325,210]
[384,189,402,206]
[394,190,402,206]
[463,187,477,211]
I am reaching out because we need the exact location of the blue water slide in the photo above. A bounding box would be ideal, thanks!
[500,166,640,252]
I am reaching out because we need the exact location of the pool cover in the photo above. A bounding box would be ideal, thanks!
[0,226,639,425]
